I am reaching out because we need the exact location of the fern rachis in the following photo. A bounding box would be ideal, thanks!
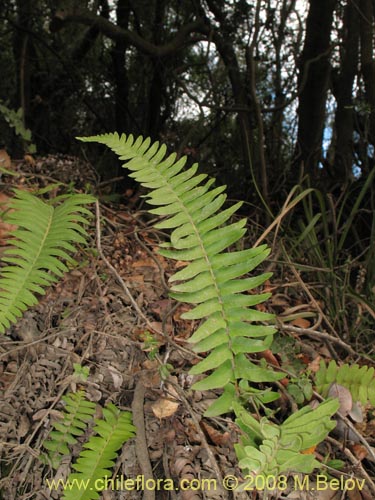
[78,133,282,414]
[0,189,95,332]
[78,132,339,478]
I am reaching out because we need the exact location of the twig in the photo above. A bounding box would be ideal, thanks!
[162,446,178,500]
[0,328,77,359]
[169,381,229,500]
[278,323,358,356]
[132,380,155,500]
[279,322,375,363]
[95,200,198,359]
[281,245,341,339]
[326,436,375,497]
[95,201,150,321]
[335,412,375,463]
[133,231,169,293]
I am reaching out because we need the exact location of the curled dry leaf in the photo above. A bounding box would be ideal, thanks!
[200,421,231,447]
[328,383,353,416]
[351,443,368,461]
[151,398,179,419]
[291,317,311,328]
[32,408,62,422]
[107,365,123,390]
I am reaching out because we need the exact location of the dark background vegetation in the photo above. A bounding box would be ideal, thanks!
[0,0,374,335]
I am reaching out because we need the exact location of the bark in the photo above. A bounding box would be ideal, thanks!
[50,7,204,58]
[13,0,32,124]
[332,1,359,181]
[359,0,375,160]
[71,0,110,62]
[111,0,130,134]
[146,0,167,137]
[294,0,336,178]
[268,0,296,181]
[200,0,260,198]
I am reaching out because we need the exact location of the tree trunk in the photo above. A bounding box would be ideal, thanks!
[294,0,336,179]
[13,0,32,126]
[111,0,130,134]
[332,1,359,181]
[359,0,375,175]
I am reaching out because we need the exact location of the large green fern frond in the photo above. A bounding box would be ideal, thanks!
[0,189,95,333]
[78,133,283,415]
[63,404,136,500]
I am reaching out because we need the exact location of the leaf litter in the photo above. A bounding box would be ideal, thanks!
[0,154,374,499]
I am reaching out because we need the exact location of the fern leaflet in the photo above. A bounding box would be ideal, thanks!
[62,403,136,500]
[234,398,339,478]
[78,132,339,478]
[0,189,95,332]
[42,390,96,469]
[78,133,282,415]
[315,360,375,405]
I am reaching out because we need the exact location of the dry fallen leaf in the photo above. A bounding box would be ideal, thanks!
[328,383,353,416]
[107,365,123,390]
[132,258,158,268]
[17,414,30,438]
[0,192,17,245]
[200,421,231,446]
[291,317,311,328]
[151,398,179,419]
[351,443,368,461]
[0,149,11,169]
[307,356,322,373]
[24,154,36,167]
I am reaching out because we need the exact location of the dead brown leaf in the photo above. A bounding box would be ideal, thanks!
[151,398,179,419]
[307,356,322,373]
[351,443,368,461]
[0,149,11,169]
[200,421,231,446]
[291,317,311,328]
[132,257,158,268]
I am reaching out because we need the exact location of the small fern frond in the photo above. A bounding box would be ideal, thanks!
[78,133,282,415]
[63,404,136,500]
[234,398,339,478]
[315,360,375,405]
[42,391,96,469]
[0,189,95,333]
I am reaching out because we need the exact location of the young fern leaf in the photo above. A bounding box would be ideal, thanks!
[0,189,95,333]
[234,398,340,478]
[78,133,283,415]
[42,390,96,469]
[63,404,136,500]
[315,360,375,405]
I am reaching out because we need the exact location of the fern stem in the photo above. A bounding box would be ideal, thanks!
[132,381,155,500]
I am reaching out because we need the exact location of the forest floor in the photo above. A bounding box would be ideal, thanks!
[0,154,374,500]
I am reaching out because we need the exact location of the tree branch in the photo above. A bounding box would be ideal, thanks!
[50,8,205,57]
